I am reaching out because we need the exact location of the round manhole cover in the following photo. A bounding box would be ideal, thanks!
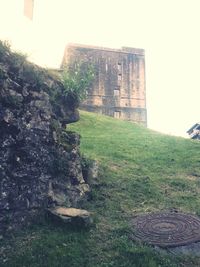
[131,212,200,248]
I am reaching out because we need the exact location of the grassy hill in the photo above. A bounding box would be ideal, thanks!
[1,110,200,267]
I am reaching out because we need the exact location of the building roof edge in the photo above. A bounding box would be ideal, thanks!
[66,43,145,55]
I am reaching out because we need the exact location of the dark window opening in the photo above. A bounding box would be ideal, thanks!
[117,63,122,71]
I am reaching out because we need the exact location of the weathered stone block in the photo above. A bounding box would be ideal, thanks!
[47,207,93,227]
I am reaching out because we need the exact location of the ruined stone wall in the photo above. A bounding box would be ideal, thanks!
[0,42,89,234]
[62,44,147,126]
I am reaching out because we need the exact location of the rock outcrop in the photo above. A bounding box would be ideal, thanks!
[0,41,90,233]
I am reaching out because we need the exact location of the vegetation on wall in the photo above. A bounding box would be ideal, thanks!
[61,61,95,102]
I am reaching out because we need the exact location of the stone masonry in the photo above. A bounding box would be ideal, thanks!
[61,43,147,126]
[0,42,90,234]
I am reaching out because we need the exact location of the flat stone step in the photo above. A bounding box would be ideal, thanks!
[47,206,93,227]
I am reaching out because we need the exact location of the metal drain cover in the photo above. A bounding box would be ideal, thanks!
[131,212,200,248]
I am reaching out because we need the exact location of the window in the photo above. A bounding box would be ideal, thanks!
[118,74,122,80]
[118,73,122,82]
[114,111,121,119]
[117,74,122,86]
[117,63,122,71]
[114,86,120,96]
[105,63,108,72]
[114,89,120,96]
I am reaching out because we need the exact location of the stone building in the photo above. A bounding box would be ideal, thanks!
[61,43,147,126]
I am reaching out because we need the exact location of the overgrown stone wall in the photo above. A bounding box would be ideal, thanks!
[0,42,89,234]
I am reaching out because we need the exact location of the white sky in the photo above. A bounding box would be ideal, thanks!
[0,0,199,137]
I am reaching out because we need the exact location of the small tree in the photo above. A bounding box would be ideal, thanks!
[61,61,95,102]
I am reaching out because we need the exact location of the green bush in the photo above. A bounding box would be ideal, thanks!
[61,61,95,101]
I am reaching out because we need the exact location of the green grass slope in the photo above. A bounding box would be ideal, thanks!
[1,110,200,267]
[70,111,200,214]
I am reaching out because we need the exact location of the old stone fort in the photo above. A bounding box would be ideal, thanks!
[62,43,147,126]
